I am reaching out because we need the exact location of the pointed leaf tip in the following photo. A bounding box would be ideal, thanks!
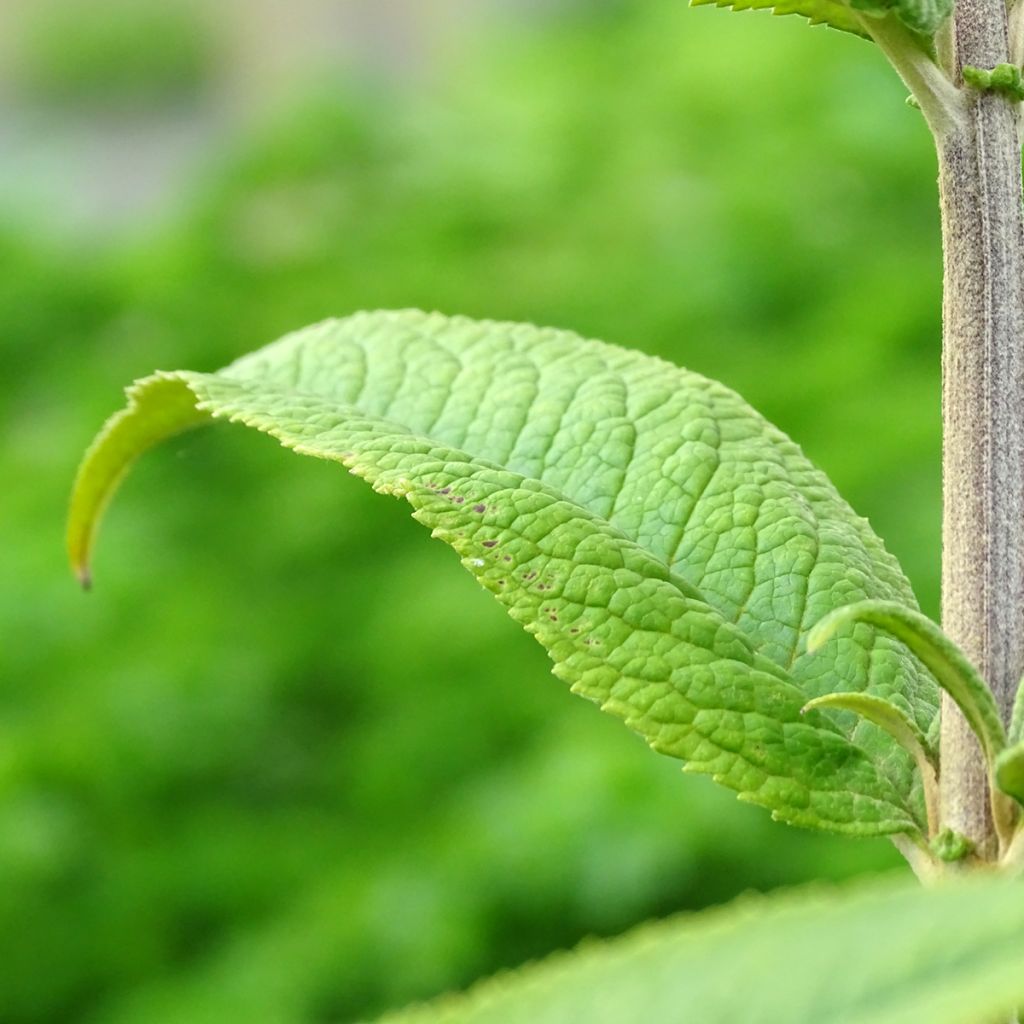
[66,372,210,592]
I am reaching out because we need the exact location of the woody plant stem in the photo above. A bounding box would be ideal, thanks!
[864,0,1024,862]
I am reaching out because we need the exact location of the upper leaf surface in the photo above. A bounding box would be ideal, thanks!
[69,311,937,834]
[375,874,1024,1024]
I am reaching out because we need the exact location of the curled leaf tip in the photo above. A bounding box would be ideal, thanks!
[76,565,93,592]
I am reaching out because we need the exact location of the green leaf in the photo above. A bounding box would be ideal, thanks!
[375,874,1024,1024]
[689,0,868,38]
[689,0,950,42]
[70,311,937,835]
[809,600,1006,766]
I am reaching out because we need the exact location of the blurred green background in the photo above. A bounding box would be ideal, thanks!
[2,0,942,1021]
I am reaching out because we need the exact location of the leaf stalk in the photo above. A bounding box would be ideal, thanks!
[858,13,964,137]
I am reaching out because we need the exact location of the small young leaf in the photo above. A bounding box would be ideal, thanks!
[70,312,939,835]
[376,874,1024,1024]
[801,691,938,832]
[809,599,1006,766]
[801,692,935,765]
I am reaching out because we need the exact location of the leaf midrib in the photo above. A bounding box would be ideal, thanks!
[220,355,796,645]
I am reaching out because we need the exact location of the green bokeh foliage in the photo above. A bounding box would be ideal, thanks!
[13,0,213,108]
[1,2,941,1021]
